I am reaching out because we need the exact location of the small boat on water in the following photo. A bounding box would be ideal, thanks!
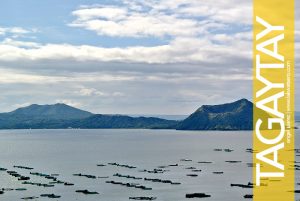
[64,182,74,186]
[214,148,222,151]
[129,197,157,200]
[21,196,39,200]
[15,188,27,191]
[244,194,253,199]
[213,171,224,174]
[75,189,99,195]
[198,161,213,164]
[41,194,61,198]
[186,193,211,198]
[224,149,234,152]
[186,174,198,177]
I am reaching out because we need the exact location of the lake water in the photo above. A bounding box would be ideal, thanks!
[0,129,299,201]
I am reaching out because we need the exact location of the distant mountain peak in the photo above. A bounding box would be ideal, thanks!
[197,98,252,113]
[178,98,253,130]
[6,103,93,120]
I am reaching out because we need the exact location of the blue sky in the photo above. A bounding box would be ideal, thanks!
[0,0,298,114]
[0,0,168,47]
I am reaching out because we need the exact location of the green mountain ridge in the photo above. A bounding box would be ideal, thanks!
[4,103,92,120]
[0,99,254,130]
[177,99,252,130]
[70,115,178,129]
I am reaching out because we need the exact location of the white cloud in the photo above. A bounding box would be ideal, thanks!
[72,6,128,21]
[154,0,252,24]
[70,12,204,38]
[0,0,257,114]
[1,38,41,48]
[0,28,5,36]
[0,68,61,84]
[8,27,31,34]
[69,0,251,39]
[77,87,124,97]
[2,0,299,113]
[0,67,140,84]
[78,87,105,96]
[0,36,251,64]
[0,1,253,66]
[55,99,82,107]
[0,26,36,38]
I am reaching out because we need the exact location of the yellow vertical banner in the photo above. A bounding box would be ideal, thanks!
[253,0,294,200]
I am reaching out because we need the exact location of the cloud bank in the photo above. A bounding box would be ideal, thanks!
[0,0,298,114]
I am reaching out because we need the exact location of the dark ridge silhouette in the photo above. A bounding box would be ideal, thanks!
[0,99,257,130]
[177,99,253,130]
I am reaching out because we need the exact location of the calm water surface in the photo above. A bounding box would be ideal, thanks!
[0,129,299,201]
